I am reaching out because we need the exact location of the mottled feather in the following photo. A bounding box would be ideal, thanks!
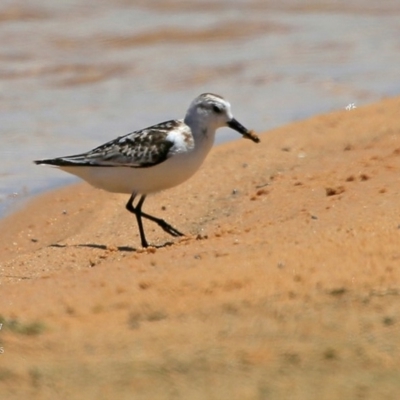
[35,120,195,168]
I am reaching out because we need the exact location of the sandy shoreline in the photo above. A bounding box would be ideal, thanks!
[1,97,400,399]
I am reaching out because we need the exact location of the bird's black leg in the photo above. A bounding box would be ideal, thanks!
[126,193,148,248]
[125,193,184,247]
[134,195,149,248]
[126,193,136,214]
[140,209,184,238]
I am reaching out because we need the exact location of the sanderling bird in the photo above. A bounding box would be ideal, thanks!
[35,93,260,248]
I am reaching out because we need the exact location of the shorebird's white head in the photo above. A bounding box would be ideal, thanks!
[184,93,260,143]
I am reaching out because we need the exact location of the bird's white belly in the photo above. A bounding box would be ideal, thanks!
[59,148,208,194]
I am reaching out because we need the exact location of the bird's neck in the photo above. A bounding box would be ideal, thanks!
[184,114,217,150]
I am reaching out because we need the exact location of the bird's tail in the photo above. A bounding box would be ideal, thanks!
[34,158,75,166]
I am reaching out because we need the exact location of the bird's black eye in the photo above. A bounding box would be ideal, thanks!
[212,104,223,114]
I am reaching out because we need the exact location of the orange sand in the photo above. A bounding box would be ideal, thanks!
[1,97,400,399]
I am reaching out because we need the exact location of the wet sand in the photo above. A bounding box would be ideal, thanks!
[1,97,400,399]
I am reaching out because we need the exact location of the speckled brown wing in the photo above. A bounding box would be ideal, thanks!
[35,120,188,168]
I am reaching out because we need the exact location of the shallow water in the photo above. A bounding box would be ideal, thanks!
[1,0,400,216]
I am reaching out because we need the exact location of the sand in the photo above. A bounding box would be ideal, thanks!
[1,97,400,399]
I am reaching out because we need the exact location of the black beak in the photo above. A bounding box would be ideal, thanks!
[227,118,260,143]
